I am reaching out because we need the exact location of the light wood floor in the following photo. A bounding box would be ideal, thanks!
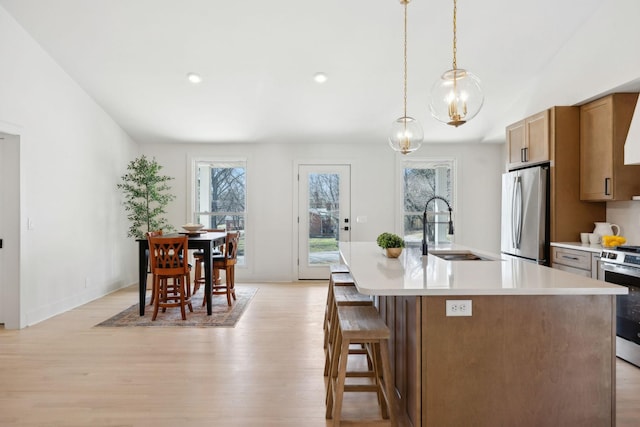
[0,282,639,427]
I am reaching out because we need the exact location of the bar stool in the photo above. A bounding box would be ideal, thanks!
[147,235,193,321]
[326,305,396,426]
[323,270,356,345]
[323,284,373,377]
[192,229,224,295]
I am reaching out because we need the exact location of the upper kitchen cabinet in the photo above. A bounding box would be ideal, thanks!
[580,93,640,201]
[548,107,605,242]
[506,110,549,170]
[506,106,606,242]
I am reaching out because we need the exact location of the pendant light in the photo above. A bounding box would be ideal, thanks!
[429,0,483,127]
[389,0,423,155]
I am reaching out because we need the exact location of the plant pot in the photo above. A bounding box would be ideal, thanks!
[385,247,403,258]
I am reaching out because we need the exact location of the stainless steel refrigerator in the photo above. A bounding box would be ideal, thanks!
[501,165,549,264]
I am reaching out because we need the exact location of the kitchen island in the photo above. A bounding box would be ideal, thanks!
[339,242,627,427]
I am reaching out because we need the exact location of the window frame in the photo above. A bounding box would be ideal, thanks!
[189,156,248,266]
[396,157,457,244]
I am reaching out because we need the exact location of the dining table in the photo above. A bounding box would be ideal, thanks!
[137,231,227,316]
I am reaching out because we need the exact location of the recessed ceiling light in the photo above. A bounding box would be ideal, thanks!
[313,72,328,84]
[187,73,202,84]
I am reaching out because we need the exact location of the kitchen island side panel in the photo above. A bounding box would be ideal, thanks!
[421,295,615,427]
[379,295,422,427]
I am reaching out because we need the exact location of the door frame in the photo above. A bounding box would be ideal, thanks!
[292,160,353,280]
[0,122,22,329]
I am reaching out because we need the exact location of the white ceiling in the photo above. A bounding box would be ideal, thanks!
[0,0,615,146]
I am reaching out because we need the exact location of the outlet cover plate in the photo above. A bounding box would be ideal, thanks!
[446,300,472,316]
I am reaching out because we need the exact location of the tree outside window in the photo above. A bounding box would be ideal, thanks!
[194,160,246,265]
[402,160,454,244]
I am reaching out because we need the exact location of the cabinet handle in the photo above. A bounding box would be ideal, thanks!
[520,147,529,163]
[562,255,579,261]
[604,178,611,196]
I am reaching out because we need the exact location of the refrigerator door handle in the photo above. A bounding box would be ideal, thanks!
[511,176,518,248]
[514,176,523,249]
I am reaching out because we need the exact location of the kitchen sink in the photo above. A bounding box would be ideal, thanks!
[429,250,494,261]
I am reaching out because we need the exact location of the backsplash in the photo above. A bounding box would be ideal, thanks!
[606,201,640,245]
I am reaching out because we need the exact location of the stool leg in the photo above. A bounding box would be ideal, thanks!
[326,321,343,411]
[379,339,397,426]
[324,299,339,377]
[330,338,350,424]
[193,256,203,295]
[370,341,388,418]
[151,276,161,320]
[323,278,334,334]
[230,265,236,301]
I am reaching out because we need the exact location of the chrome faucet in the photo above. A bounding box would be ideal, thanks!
[422,196,454,256]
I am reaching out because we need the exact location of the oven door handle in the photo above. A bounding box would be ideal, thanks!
[601,261,640,279]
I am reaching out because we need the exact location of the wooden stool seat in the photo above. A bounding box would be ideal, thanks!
[333,285,372,305]
[326,305,396,426]
[330,264,350,274]
[331,272,355,284]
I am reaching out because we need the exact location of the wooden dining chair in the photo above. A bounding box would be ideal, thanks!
[148,235,193,320]
[202,231,240,306]
[192,228,225,295]
[145,230,163,306]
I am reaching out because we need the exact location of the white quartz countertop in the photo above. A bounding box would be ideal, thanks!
[340,242,627,296]
[551,242,604,253]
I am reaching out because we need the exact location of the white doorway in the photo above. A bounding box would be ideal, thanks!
[0,130,21,328]
[297,164,351,280]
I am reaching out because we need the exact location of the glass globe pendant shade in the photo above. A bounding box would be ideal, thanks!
[389,116,423,155]
[429,68,484,127]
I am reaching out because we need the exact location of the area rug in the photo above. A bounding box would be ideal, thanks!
[95,287,258,328]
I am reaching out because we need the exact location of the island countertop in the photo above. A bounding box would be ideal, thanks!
[339,241,627,296]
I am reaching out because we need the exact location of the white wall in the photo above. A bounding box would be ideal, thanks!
[0,7,137,328]
[142,141,504,282]
[485,0,640,141]
[606,202,640,245]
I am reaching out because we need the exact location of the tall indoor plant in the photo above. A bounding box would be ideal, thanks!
[117,155,176,239]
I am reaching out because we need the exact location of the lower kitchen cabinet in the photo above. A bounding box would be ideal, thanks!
[551,245,605,280]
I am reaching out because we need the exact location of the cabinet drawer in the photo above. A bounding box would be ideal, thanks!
[551,247,591,270]
[551,262,592,278]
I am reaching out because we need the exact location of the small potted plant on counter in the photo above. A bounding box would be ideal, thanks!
[376,232,405,258]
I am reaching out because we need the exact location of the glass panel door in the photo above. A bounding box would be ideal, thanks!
[298,164,350,279]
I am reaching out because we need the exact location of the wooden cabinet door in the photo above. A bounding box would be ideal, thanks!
[506,120,525,167]
[507,111,550,169]
[525,110,550,164]
[580,97,613,200]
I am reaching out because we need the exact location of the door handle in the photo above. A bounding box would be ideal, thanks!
[343,226,349,231]
[604,178,611,196]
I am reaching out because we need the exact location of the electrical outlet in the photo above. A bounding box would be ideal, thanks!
[446,300,472,317]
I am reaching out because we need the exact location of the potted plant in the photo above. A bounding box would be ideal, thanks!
[117,155,176,239]
[376,232,405,258]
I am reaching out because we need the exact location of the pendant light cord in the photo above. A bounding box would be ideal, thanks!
[452,0,457,70]
[403,1,408,119]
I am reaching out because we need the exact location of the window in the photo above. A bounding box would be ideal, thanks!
[402,159,455,244]
[194,159,246,265]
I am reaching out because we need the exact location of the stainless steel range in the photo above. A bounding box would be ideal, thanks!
[601,246,640,367]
